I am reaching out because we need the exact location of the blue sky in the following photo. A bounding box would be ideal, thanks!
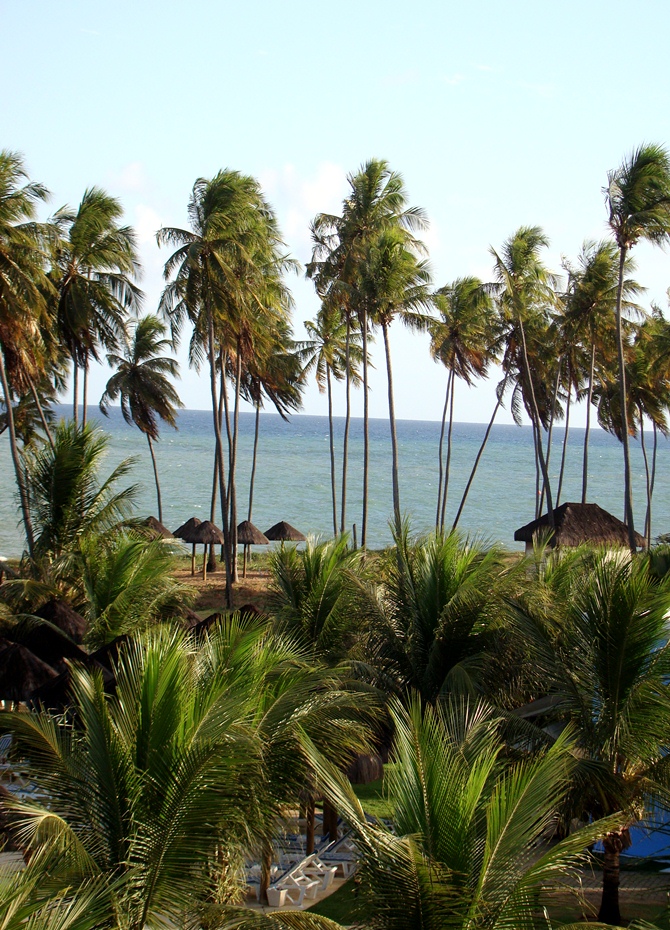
[4,0,670,424]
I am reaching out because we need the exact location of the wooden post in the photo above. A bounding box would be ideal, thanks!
[191,543,196,576]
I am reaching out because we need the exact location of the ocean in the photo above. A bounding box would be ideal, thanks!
[0,406,668,557]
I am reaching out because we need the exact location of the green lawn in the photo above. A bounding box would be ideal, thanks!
[351,765,395,821]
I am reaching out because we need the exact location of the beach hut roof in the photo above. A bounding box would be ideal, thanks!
[513,502,647,549]
[191,520,225,545]
[0,638,58,702]
[173,516,202,540]
[237,520,269,546]
[34,599,87,644]
[9,615,88,670]
[265,521,306,542]
[143,516,173,538]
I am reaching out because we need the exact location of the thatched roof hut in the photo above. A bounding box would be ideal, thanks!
[237,521,269,578]
[265,521,306,542]
[514,502,646,553]
[237,521,269,546]
[34,599,86,644]
[190,521,225,581]
[0,638,58,703]
[9,615,88,672]
[173,516,201,539]
[173,517,202,575]
[143,516,173,538]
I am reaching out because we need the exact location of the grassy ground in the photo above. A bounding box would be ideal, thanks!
[352,773,394,821]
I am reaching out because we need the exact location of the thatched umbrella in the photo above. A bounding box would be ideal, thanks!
[0,638,58,704]
[9,614,89,673]
[265,521,306,543]
[514,502,647,554]
[173,517,202,576]
[237,520,269,578]
[190,521,225,582]
[143,516,173,539]
[34,599,87,644]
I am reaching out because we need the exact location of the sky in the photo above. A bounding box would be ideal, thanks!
[4,0,670,426]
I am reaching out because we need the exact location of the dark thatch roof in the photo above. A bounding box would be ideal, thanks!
[514,502,646,549]
[173,517,201,540]
[143,516,173,538]
[190,521,225,545]
[9,615,88,671]
[237,520,269,546]
[0,638,58,702]
[264,521,306,542]
[34,599,86,643]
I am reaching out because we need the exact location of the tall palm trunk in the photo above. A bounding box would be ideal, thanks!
[82,354,88,427]
[382,322,401,529]
[340,314,351,534]
[27,376,54,450]
[72,360,79,424]
[361,307,370,548]
[639,407,651,549]
[0,351,34,557]
[556,383,571,508]
[228,345,243,583]
[440,367,456,532]
[147,434,163,523]
[207,310,232,605]
[539,363,561,515]
[533,421,542,519]
[326,365,338,536]
[615,247,636,551]
[518,317,554,525]
[646,422,658,546]
[451,380,505,532]
[598,833,625,925]
[582,342,596,504]
[248,403,261,522]
[435,369,452,530]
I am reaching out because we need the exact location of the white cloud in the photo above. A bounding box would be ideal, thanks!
[112,161,150,194]
[260,162,348,260]
[443,73,465,86]
[134,203,162,246]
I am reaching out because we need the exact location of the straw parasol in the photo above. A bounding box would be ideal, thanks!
[514,502,647,553]
[34,599,87,643]
[143,516,173,539]
[237,520,269,578]
[190,521,225,581]
[264,521,306,543]
[173,517,202,575]
[0,638,58,703]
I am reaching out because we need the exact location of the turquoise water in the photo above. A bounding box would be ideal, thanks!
[0,406,668,557]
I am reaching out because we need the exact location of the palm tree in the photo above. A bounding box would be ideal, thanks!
[491,227,557,524]
[560,240,639,504]
[3,618,377,920]
[0,151,52,557]
[79,531,196,648]
[100,314,183,523]
[368,522,513,703]
[242,321,304,527]
[312,695,623,930]
[510,550,670,924]
[308,159,427,546]
[606,143,670,551]
[359,227,432,528]
[50,187,142,424]
[430,277,497,531]
[158,170,292,597]
[300,304,362,535]
[268,534,367,664]
[24,419,137,565]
